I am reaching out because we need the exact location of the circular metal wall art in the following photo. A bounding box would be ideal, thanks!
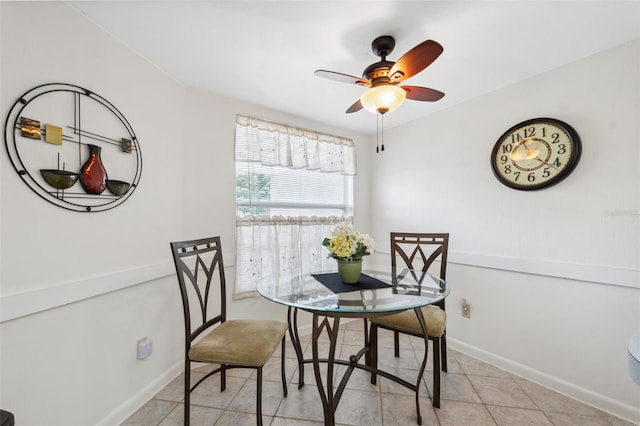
[4,83,142,212]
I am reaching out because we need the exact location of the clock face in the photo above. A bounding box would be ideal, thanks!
[491,118,581,190]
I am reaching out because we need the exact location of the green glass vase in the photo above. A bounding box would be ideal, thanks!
[337,259,362,284]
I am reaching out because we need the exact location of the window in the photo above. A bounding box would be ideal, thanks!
[236,162,352,217]
[234,115,356,297]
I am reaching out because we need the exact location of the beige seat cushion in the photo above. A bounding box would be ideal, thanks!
[370,305,446,338]
[189,319,288,367]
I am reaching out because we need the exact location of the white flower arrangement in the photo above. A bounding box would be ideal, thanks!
[322,222,375,261]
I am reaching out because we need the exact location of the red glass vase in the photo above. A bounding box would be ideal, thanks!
[79,144,107,194]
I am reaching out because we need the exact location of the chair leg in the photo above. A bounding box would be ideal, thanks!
[394,330,400,357]
[441,331,448,372]
[432,338,441,408]
[184,359,190,426]
[220,364,226,392]
[280,337,288,397]
[363,318,370,366]
[369,323,378,385]
[256,367,263,426]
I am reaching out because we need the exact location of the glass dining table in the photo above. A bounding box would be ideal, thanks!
[256,266,450,426]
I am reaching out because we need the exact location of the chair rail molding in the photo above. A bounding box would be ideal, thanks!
[449,250,639,289]
[3,250,636,323]
[376,249,638,289]
[0,261,175,323]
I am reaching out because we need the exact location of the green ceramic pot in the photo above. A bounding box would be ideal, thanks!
[337,259,362,284]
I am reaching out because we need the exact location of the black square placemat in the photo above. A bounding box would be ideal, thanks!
[311,272,391,294]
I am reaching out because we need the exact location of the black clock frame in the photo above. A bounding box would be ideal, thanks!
[490,117,581,191]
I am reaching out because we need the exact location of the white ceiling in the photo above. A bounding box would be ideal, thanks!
[68,1,640,135]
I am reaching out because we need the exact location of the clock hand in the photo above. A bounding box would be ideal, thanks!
[535,156,559,170]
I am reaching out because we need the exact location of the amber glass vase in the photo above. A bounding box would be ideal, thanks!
[79,144,107,194]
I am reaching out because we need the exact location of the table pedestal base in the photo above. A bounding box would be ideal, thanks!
[288,307,432,426]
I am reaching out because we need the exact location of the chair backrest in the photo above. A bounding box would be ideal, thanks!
[170,236,226,346]
[390,232,449,281]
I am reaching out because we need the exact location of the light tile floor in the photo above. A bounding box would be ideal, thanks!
[123,320,636,426]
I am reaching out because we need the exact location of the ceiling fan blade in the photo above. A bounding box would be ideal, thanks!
[402,86,445,102]
[389,40,443,83]
[315,70,371,86]
[346,99,363,113]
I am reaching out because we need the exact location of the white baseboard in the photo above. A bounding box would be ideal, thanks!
[447,338,640,424]
[97,360,183,425]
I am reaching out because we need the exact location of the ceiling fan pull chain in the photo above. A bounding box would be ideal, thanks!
[381,113,385,151]
[376,114,380,153]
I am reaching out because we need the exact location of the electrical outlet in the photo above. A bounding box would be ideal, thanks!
[137,337,153,360]
[461,299,471,318]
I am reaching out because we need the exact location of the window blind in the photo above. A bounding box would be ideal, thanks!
[235,115,355,217]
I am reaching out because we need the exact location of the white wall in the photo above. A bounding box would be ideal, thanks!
[0,2,185,425]
[2,2,637,424]
[369,39,640,422]
[0,2,371,425]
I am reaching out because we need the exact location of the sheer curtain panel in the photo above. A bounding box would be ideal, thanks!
[234,115,357,298]
[235,115,356,175]
[235,216,351,297]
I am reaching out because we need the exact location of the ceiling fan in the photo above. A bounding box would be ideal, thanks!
[315,35,445,115]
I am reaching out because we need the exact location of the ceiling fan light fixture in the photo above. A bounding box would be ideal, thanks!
[360,85,406,114]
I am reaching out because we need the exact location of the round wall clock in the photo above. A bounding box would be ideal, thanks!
[4,83,142,212]
[490,117,581,190]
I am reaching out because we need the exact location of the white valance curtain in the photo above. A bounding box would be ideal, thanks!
[235,215,352,298]
[235,115,356,175]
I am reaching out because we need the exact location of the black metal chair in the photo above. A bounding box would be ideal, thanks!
[0,410,15,426]
[170,236,288,426]
[369,232,449,423]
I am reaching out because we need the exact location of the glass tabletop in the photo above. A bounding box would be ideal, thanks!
[256,266,450,315]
